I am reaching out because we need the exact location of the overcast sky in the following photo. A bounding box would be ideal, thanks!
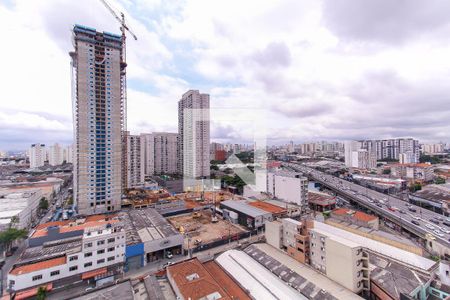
[1,0,449,150]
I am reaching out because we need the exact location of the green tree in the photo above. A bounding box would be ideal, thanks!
[382,169,391,175]
[39,197,49,211]
[36,286,47,300]
[0,227,28,252]
[409,183,422,192]
[67,196,74,206]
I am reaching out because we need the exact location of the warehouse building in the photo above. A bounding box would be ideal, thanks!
[120,208,183,271]
[220,200,273,229]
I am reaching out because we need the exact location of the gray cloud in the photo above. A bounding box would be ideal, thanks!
[252,42,291,68]
[322,0,450,44]
[273,102,335,118]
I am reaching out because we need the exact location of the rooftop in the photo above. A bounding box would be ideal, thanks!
[313,221,438,272]
[119,208,180,245]
[221,200,271,217]
[412,187,450,203]
[167,258,234,300]
[308,192,336,206]
[10,256,66,275]
[216,249,308,300]
[72,280,134,300]
[248,200,287,214]
[332,208,378,222]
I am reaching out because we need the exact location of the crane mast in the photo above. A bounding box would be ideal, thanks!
[99,0,137,194]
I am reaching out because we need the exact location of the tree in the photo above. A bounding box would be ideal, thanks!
[36,286,47,300]
[409,183,422,192]
[0,227,28,252]
[67,196,74,206]
[383,169,391,175]
[39,197,49,211]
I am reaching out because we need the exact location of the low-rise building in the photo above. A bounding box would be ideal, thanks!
[220,200,273,229]
[330,208,379,230]
[409,185,450,216]
[309,226,370,294]
[120,208,183,271]
[391,163,434,182]
[167,258,250,300]
[8,215,125,294]
[0,189,42,229]
[267,170,308,207]
[308,191,336,212]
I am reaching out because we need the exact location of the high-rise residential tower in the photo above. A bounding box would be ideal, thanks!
[178,90,210,179]
[126,132,142,188]
[70,25,125,215]
[29,143,46,168]
[48,143,64,166]
[140,132,178,181]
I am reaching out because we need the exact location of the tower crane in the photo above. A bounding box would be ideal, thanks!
[99,0,137,195]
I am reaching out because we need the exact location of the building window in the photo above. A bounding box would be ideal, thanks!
[97,259,105,264]
[85,252,93,257]
[84,262,93,268]
[85,242,93,248]
[69,266,78,272]
[107,256,114,262]
[107,238,115,243]
[50,270,60,277]
[69,255,78,261]
[32,275,43,281]
[97,240,105,246]
[107,247,114,252]
[97,249,105,254]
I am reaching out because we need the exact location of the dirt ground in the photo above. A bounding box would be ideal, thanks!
[167,210,245,249]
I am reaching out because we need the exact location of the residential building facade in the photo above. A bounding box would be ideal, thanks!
[48,143,64,166]
[267,171,308,207]
[29,143,46,168]
[70,25,124,215]
[126,132,142,188]
[178,90,210,179]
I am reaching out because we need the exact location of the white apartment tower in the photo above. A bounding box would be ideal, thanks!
[140,133,178,181]
[70,25,124,215]
[48,143,64,166]
[63,144,74,164]
[126,133,142,188]
[178,90,210,179]
[29,143,46,168]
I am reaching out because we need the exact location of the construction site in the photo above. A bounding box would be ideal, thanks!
[167,209,246,249]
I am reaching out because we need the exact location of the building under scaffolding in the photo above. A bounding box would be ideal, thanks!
[70,24,126,215]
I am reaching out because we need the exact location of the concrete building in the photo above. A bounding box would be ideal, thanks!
[7,215,125,293]
[391,163,434,182]
[126,133,142,188]
[409,185,450,216]
[309,227,370,294]
[0,189,42,229]
[29,143,46,168]
[267,170,308,207]
[361,138,420,163]
[119,208,183,270]
[345,141,361,168]
[63,144,74,164]
[70,24,124,215]
[422,143,445,154]
[167,258,251,300]
[345,141,376,169]
[47,143,64,166]
[220,200,273,229]
[178,90,210,179]
[330,208,379,230]
[140,133,178,181]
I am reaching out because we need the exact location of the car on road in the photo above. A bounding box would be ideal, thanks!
[430,219,440,225]
[398,210,406,214]
[408,207,417,212]
[411,220,420,226]
[425,224,435,230]
[163,261,174,268]
[434,230,444,237]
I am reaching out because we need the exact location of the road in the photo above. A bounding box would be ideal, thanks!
[284,163,450,248]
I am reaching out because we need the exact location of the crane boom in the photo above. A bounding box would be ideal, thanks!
[99,0,137,41]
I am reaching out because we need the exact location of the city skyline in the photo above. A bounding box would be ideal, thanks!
[1,0,450,150]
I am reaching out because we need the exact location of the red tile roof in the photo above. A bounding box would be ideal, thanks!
[10,257,66,275]
[248,201,286,214]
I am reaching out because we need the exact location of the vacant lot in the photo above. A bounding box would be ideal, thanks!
[167,210,245,248]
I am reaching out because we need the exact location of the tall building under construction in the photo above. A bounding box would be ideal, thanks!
[70,25,125,215]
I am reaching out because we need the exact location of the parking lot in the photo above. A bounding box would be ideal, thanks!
[167,210,246,249]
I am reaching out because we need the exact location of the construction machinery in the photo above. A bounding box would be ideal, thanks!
[99,0,137,195]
